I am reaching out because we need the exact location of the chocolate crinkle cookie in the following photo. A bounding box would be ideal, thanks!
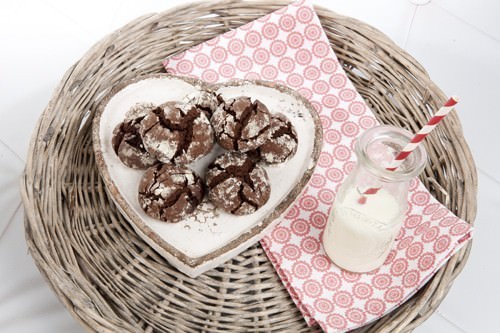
[138,163,204,222]
[211,96,272,152]
[182,90,220,118]
[206,152,271,215]
[252,113,298,164]
[112,103,157,169]
[140,101,214,164]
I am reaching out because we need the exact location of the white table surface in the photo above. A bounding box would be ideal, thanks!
[1,1,498,332]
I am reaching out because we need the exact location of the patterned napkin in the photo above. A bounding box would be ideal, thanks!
[163,0,473,331]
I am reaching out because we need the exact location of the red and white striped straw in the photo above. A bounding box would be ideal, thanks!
[386,96,459,171]
[358,96,459,204]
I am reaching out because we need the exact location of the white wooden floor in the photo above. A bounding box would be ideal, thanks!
[1,1,497,332]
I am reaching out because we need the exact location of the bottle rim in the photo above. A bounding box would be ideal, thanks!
[355,125,428,182]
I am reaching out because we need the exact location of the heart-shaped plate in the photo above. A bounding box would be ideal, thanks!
[93,74,322,277]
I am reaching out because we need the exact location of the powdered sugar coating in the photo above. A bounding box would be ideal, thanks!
[111,107,157,169]
[211,96,272,152]
[140,101,214,164]
[258,113,298,164]
[206,152,271,215]
[125,102,157,120]
[182,89,220,118]
[138,163,204,222]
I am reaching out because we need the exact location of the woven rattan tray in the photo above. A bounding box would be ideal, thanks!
[21,0,477,332]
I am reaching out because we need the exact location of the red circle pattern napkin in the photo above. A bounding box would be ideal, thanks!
[163,1,473,331]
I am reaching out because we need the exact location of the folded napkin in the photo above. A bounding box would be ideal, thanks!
[163,0,473,331]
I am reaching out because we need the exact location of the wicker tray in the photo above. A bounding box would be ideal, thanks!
[21,0,477,332]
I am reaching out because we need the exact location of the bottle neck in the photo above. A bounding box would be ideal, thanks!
[355,125,427,183]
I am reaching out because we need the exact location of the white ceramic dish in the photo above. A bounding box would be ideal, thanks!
[93,74,322,277]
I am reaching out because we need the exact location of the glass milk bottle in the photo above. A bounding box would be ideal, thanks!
[323,125,427,273]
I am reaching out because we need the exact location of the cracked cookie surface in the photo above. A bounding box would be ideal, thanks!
[138,163,204,222]
[206,151,270,215]
[210,96,271,152]
[251,113,298,164]
[182,89,220,119]
[140,101,214,164]
[112,102,157,169]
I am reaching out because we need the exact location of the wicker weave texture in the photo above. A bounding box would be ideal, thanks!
[21,1,477,332]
